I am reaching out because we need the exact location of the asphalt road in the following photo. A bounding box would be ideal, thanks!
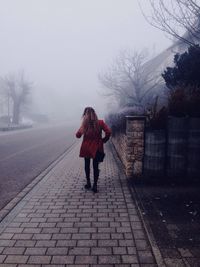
[0,123,77,210]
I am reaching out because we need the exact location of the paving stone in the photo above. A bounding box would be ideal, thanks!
[77,240,97,247]
[35,240,56,247]
[134,230,146,239]
[0,255,6,263]
[12,234,33,240]
[4,228,24,233]
[75,255,97,264]
[44,213,60,218]
[20,222,39,228]
[2,247,25,255]
[46,247,68,255]
[111,233,124,239]
[138,251,156,264]
[122,255,139,264]
[0,234,14,240]
[28,256,51,264]
[5,255,28,264]
[98,255,121,264]
[113,247,127,255]
[92,233,110,240]
[140,264,158,267]
[41,227,60,234]
[98,227,115,233]
[51,256,74,264]
[0,264,17,267]
[8,222,21,227]
[56,222,74,227]
[119,239,135,246]
[14,240,36,247]
[47,217,63,223]
[135,239,150,250]
[81,217,96,222]
[0,240,16,247]
[127,246,137,255]
[56,240,77,247]
[18,264,40,267]
[123,234,132,241]
[79,227,97,233]
[23,228,41,234]
[32,233,52,240]
[98,217,114,222]
[24,247,47,255]
[27,214,42,219]
[131,222,143,230]
[91,247,112,255]
[110,222,121,227]
[72,234,90,240]
[39,222,56,228]
[69,247,90,255]
[14,218,31,222]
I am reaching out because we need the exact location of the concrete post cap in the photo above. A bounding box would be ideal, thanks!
[125,115,146,120]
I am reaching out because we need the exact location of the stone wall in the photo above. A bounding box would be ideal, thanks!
[111,116,145,178]
[111,133,127,168]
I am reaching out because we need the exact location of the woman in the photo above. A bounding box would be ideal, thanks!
[76,107,111,193]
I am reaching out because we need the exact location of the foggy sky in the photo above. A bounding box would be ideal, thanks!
[0,0,171,121]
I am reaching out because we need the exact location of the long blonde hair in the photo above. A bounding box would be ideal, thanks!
[81,107,100,134]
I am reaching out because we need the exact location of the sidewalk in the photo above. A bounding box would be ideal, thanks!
[0,142,157,266]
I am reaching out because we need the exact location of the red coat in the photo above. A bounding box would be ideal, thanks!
[76,120,111,158]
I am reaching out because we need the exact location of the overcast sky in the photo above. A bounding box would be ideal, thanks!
[0,0,171,121]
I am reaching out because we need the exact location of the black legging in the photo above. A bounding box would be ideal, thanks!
[84,156,99,180]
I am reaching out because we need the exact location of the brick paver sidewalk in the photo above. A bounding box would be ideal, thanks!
[0,143,157,266]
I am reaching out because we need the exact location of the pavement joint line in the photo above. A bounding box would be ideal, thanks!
[110,141,165,267]
[0,141,78,231]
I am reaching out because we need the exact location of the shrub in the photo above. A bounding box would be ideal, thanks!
[162,44,200,117]
[105,106,144,135]
[146,96,168,130]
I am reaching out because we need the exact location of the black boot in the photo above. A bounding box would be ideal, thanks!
[85,178,91,189]
[92,177,98,193]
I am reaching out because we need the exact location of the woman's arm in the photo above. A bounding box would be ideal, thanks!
[101,120,111,143]
[76,126,84,138]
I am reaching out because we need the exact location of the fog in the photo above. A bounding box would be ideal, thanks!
[0,0,171,122]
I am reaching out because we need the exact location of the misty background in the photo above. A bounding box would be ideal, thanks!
[0,0,171,122]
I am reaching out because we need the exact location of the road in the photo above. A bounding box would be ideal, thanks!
[0,123,77,210]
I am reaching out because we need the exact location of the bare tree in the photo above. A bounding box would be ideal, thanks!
[139,0,200,46]
[98,49,162,109]
[0,72,32,124]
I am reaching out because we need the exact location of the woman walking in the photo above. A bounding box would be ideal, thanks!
[76,107,111,193]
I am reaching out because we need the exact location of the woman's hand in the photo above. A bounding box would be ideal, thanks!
[76,126,84,138]
[102,136,109,143]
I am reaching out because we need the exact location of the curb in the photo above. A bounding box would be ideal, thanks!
[110,142,166,267]
[129,185,166,267]
[0,141,77,224]
[0,125,32,131]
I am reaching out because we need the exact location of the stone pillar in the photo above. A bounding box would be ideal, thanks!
[125,116,146,178]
